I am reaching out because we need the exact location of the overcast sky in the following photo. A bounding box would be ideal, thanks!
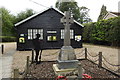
[0,0,120,22]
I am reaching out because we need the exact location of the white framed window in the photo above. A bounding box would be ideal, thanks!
[70,29,74,39]
[38,29,43,39]
[28,29,32,39]
[61,29,74,39]
[61,29,64,39]
[33,29,38,39]
[28,29,43,40]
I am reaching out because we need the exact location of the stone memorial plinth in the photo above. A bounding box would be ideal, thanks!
[53,11,81,76]
[57,46,78,69]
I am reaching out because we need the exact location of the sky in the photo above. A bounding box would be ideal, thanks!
[0,0,120,22]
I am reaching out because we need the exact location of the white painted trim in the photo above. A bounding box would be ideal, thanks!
[103,12,118,19]
[15,8,50,26]
[74,20,84,27]
[15,7,84,27]
[109,12,118,17]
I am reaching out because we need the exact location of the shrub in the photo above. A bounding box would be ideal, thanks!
[0,36,16,42]
[83,16,120,47]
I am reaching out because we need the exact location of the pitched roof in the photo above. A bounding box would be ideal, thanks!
[110,12,120,16]
[15,7,84,27]
[103,11,120,19]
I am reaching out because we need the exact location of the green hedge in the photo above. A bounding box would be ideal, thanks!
[0,36,16,42]
[83,16,120,47]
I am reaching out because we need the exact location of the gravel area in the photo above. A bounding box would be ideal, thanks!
[0,42,16,56]
[12,51,32,72]
[29,61,56,78]
[28,60,119,78]
[0,42,119,78]
[83,44,119,66]
[83,44,120,73]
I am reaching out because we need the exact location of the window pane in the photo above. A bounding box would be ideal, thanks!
[28,29,33,39]
[33,29,37,39]
[28,29,43,40]
[61,29,64,39]
[70,29,74,39]
[61,29,74,39]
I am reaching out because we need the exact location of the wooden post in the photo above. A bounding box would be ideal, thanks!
[78,63,82,78]
[98,52,102,68]
[85,48,87,59]
[118,48,120,72]
[25,56,30,76]
[14,69,19,78]
[1,44,4,54]
[31,49,34,63]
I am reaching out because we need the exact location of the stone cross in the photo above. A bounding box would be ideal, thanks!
[61,11,74,46]
[53,11,82,77]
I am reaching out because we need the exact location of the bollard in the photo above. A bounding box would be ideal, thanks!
[31,49,34,63]
[98,52,102,68]
[78,63,82,78]
[118,48,120,73]
[1,44,4,54]
[25,56,30,77]
[85,48,87,59]
[14,69,19,78]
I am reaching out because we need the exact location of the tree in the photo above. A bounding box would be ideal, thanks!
[56,1,80,21]
[83,22,94,42]
[1,7,35,37]
[108,17,120,46]
[15,9,35,23]
[1,7,15,36]
[79,6,92,23]
[97,5,108,21]
[55,1,92,23]
[83,16,120,47]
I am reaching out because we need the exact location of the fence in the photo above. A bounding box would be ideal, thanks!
[13,48,120,78]
[77,48,120,75]
[13,56,32,78]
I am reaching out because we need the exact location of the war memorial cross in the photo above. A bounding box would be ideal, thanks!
[61,11,74,46]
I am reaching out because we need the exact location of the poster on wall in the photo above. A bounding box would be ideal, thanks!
[19,37,25,43]
[47,36,57,41]
[75,35,81,42]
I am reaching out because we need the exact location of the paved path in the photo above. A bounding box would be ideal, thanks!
[1,56,13,79]
[0,43,16,79]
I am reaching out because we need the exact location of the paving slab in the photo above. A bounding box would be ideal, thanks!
[0,43,16,79]
[1,56,13,78]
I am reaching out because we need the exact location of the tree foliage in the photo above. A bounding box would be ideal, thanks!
[83,17,120,47]
[1,7,35,37]
[97,5,108,21]
[15,9,35,23]
[55,1,92,23]
[56,1,80,21]
[79,6,92,23]
[1,7,15,36]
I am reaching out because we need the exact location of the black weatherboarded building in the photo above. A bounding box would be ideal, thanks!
[15,8,84,50]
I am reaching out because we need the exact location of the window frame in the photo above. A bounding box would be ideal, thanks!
[27,28,43,40]
[61,29,74,39]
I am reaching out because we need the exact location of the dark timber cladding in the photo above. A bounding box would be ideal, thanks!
[15,8,84,50]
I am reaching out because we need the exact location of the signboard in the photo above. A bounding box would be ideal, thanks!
[47,36,57,41]
[19,37,25,43]
[47,31,57,34]
[75,35,81,42]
